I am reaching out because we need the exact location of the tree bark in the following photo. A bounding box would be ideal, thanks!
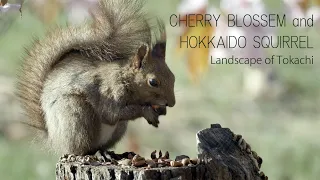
[56,124,267,180]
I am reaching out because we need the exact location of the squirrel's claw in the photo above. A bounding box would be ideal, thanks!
[259,171,268,180]
[151,120,159,127]
[143,106,160,127]
[148,120,159,128]
[94,150,106,162]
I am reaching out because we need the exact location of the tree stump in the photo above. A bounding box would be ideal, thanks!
[56,124,268,180]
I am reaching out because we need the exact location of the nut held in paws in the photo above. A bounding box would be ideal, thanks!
[152,105,167,115]
[151,105,160,109]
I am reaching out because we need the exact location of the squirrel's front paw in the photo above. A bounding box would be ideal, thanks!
[142,106,160,127]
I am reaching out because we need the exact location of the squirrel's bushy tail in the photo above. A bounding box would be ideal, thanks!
[17,0,165,131]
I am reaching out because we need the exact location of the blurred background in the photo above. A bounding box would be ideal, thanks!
[0,0,319,179]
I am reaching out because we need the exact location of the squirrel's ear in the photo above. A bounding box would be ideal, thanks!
[152,42,166,60]
[132,44,149,69]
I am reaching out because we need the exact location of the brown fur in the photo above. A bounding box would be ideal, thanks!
[17,0,165,130]
[16,0,175,155]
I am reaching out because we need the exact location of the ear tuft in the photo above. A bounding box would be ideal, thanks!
[152,42,166,60]
[132,44,149,69]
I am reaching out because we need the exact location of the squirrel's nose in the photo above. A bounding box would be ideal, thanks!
[166,99,175,107]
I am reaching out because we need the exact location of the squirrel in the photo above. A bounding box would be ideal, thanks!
[16,0,175,156]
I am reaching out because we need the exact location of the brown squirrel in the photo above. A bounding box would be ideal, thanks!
[17,0,175,155]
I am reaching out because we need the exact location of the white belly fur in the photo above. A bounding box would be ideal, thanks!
[98,123,117,146]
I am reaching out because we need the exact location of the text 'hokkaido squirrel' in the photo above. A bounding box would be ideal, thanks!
[17,0,175,155]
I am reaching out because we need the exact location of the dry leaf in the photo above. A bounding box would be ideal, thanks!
[175,10,214,84]
[297,0,309,13]
[29,0,61,24]
[0,0,8,6]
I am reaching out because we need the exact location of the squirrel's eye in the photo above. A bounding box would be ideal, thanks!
[148,78,159,87]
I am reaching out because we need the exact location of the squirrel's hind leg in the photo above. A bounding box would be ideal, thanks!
[42,94,100,156]
[87,121,129,162]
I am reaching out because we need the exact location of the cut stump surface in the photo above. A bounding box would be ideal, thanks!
[56,124,267,180]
